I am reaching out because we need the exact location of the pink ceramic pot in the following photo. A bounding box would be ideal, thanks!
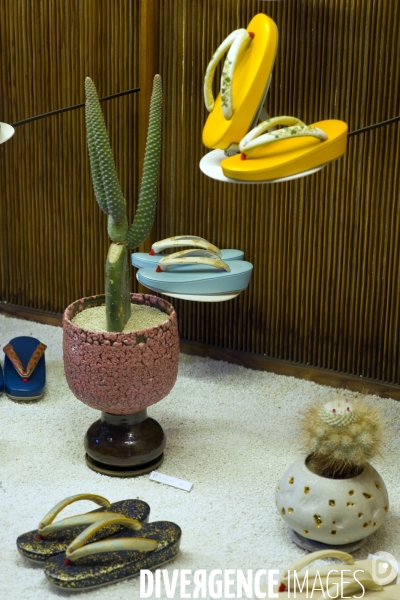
[63,293,180,415]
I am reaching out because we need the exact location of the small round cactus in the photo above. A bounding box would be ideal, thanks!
[300,395,386,478]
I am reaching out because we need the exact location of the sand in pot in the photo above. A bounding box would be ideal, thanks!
[71,304,168,333]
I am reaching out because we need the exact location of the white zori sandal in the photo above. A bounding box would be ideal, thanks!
[136,246,253,303]
[132,235,244,270]
[0,121,15,144]
[256,550,399,599]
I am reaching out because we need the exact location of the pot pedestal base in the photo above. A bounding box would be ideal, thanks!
[289,529,367,553]
[85,453,164,477]
[84,409,166,478]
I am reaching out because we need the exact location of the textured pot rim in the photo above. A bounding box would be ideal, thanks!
[63,293,177,339]
[301,454,371,483]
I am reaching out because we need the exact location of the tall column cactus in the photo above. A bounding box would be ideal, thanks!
[85,75,162,332]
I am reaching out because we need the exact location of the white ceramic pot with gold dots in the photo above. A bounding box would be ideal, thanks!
[275,456,389,545]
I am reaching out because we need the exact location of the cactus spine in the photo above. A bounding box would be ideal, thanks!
[85,75,162,332]
[300,395,386,478]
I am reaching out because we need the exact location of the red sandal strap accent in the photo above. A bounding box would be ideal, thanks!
[3,342,47,379]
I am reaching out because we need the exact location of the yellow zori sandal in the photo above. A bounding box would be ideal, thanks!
[220,116,348,182]
[202,13,278,153]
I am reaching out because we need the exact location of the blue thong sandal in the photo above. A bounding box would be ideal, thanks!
[137,249,253,302]
[4,336,47,400]
[132,235,244,270]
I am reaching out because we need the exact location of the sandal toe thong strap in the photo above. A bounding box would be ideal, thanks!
[281,550,355,591]
[156,249,231,272]
[281,550,384,600]
[4,341,47,379]
[65,517,158,563]
[239,116,328,156]
[151,236,221,257]
[38,493,140,537]
[204,28,254,118]
[281,550,355,584]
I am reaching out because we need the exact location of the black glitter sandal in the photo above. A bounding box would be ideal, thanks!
[43,517,182,591]
[16,493,150,563]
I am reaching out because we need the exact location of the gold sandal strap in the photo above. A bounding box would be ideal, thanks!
[39,512,128,536]
[151,236,221,257]
[281,550,355,583]
[38,493,111,535]
[65,517,154,562]
[157,249,230,272]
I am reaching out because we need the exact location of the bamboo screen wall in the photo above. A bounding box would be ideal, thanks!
[0,0,142,312]
[0,1,399,396]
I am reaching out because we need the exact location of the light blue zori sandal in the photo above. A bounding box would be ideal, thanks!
[136,249,253,302]
[132,235,244,270]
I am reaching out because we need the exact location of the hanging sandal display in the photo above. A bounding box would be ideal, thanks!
[200,16,348,184]
[137,249,253,302]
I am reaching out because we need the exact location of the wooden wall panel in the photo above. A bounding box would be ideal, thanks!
[0,0,399,396]
[158,0,400,387]
[0,0,142,312]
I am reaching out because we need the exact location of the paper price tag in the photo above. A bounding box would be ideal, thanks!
[149,471,193,492]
